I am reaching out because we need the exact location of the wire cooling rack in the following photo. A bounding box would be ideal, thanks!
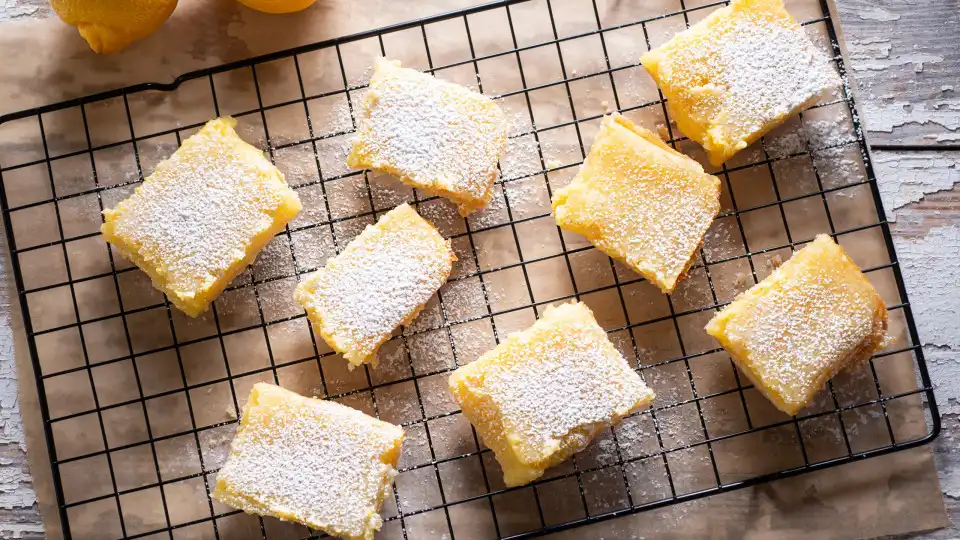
[0,0,941,538]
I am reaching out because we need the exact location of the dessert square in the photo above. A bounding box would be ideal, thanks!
[640,0,841,166]
[552,114,721,293]
[101,117,301,317]
[214,383,404,540]
[347,57,508,215]
[448,302,655,487]
[705,235,888,415]
[294,203,455,368]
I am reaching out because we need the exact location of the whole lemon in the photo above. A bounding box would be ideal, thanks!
[236,0,317,14]
[49,0,178,54]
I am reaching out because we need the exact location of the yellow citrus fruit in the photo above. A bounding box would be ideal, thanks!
[236,0,317,14]
[49,0,177,54]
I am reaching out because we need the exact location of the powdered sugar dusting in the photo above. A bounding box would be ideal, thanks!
[348,58,508,214]
[214,384,403,540]
[804,116,858,150]
[501,136,542,181]
[712,18,839,142]
[765,128,806,158]
[744,280,873,393]
[494,346,647,454]
[295,204,455,367]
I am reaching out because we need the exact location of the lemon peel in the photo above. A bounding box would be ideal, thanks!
[50,0,177,54]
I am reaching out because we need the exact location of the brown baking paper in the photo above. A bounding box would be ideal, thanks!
[0,0,948,538]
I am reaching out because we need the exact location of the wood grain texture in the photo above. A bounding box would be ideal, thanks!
[823,5,960,538]
[0,233,44,540]
[0,0,49,22]
[835,5,960,538]
[0,0,956,538]
[834,0,960,146]
[832,5,960,538]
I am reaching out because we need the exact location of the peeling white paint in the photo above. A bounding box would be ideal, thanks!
[854,53,942,73]
[0,524,46,539]
[861,100,960,134]
[847,37,942,74]
[896,225,960,347]
[857,7,901,22]
[939,417,960,500]
[896,226,960,414]
[846,30,960,144]
[874,152,960,220]
[0,250,38,521]
[0,0,48,22]
[926,348,960,417]
[848,37,893,63]
[943,464,960,501]
[0,319,24,451]
[0,460,37,510]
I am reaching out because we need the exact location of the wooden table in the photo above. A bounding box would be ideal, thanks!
[0,0,956,538]
[838,1,960,536]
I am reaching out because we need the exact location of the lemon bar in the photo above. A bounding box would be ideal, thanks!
[294,203,455,368]
[705,235,888,415]
[552,114,720,294]
[449,302,655,487]
[348,57,508,215]
[640,0,840,166]
[101,117,301,317]
[214,383,404,540]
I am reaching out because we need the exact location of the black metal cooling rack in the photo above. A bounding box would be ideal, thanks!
[0,0,942,539]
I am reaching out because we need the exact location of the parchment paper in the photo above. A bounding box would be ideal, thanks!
[0,0,949,538]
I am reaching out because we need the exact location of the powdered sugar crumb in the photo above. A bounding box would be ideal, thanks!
[706,9,841,142]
